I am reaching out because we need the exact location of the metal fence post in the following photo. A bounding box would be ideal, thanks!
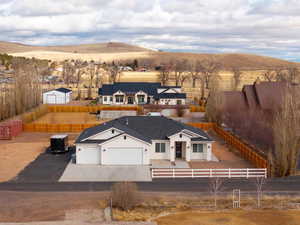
[246,168,249,179]
[229,168,231,178]
[173,168,175,178]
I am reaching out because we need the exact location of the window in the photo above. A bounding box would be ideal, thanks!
[155,143,166,153]
[115,95,124,103]
[124,135,127,140]
[110,96,113,101]
[193,144,203,153]
[111,129,115,134]
[137,95,145,104]
[104,96,107,102]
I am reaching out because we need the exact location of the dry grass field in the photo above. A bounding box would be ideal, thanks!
[155,210,300,225]
[0,133,78,182]
[31,112,106,124]
[11,50,152,62]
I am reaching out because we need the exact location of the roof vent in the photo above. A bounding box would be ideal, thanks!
[126,118,129,125]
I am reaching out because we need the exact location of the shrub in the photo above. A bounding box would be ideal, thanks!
[111,182,140,211]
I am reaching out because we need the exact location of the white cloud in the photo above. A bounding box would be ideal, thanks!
[0,0,299,61]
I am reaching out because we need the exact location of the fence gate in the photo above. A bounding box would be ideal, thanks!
[233,189,241,208]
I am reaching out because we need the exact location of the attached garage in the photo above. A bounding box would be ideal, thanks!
[76,145,100,164]
[102,147,143,165]
[43,88,72,104]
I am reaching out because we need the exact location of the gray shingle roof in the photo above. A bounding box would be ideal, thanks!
[76,116,213,144]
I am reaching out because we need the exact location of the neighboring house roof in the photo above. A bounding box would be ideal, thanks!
[44,88,72,94]
[222,81,299,112]
[156,93,186,99]
[98,82,187,100]
[76,116,213,144]
[99,82,161,96]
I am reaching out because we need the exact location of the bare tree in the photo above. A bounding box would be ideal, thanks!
[262,69,277,82]
[62,60,75,86]
[209,177,225,208]
[205,75,223,124]
[158,64,171,86]
[252,177,266,208]
[231,66,243,90]
[270,84,300,177]
[174,59,188,86]
[107,64,121,84]
[200,58,221,89]
[87,61,96,99]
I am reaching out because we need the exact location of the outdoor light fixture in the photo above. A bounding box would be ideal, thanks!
[103,149,106,152]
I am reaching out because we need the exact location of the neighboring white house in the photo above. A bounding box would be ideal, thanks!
[75,116,213,165]
[98,82,187,105]
[43,88,72,104]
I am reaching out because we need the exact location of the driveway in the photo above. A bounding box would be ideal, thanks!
[59,163,152,182]
[11,147,74,183]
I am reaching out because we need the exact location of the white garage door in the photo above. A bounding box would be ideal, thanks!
[47,95,56,104]
[103,147,143,165]
[78,146,100,164]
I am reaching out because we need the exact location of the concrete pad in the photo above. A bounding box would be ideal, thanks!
[59,162,152,182]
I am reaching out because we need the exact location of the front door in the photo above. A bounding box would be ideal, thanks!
[128,96,134,104]
[175,142,182,158]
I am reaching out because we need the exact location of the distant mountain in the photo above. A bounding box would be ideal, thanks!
[0,41,153,54]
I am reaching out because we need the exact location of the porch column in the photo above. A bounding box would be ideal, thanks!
[170,140,175,162]
[206,143,212,161]
[185,142,191,162]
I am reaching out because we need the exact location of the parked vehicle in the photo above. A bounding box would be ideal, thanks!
[50,134,69,153]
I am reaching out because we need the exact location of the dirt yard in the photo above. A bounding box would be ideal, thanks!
[0,132,78,182]
[32,112,106,124]
[189,131,254,169]
[0,191,106,222]
[155,210,300,225]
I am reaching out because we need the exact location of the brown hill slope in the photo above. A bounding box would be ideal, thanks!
[152,52,300,70]
[0,41,152,54]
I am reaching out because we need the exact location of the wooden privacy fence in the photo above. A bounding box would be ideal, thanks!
[187,122,214,131]
[23,123,100,133]
[213,125,268,169]
[188,123,268,169]
[47,105,142,113]
[152,168,267,179]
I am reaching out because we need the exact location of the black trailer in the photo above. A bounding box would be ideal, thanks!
[50,134,69,153]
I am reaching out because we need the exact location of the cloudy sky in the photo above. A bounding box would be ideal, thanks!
[0,0,300,61]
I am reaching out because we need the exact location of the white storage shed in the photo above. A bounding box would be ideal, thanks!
[43,88,72,104]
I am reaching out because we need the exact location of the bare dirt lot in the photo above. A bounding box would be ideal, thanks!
[189,131,254,169]
[0,191,106,222]
[32,112,106,124]
[0,133,78,182]
[155,210,300,225]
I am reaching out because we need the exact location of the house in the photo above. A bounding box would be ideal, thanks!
[43,88,72,104]
[75,116,213,165]
[98,82,187,105]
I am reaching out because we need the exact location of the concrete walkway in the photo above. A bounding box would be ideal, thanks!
[59,163,152,182]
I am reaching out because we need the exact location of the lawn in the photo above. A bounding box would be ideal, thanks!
[155,210,300,225]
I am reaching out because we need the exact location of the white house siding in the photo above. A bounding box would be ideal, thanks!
[76,143,100,164]
[150,140,171,160]
[100,134,151,165]
[88,128,122,140]
[159,99,186,105]
[191,142,211,161]
[102,95,113,105]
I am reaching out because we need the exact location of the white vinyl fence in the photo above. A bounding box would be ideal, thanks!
[151,168,267,179]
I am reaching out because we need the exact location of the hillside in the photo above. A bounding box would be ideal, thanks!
[152,52,300,70]
[0,41,299,69]
[0,41,152,54]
